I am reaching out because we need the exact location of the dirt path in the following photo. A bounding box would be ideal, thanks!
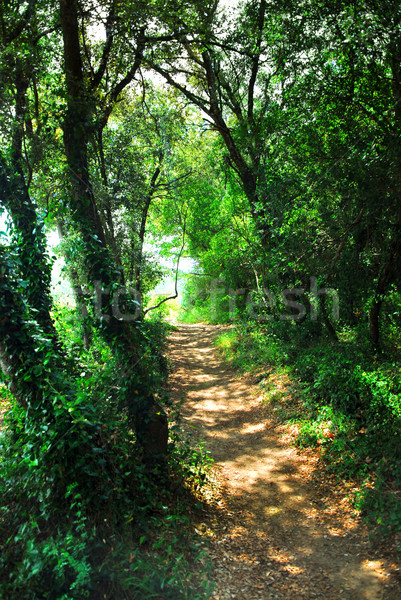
[168,323,400,600]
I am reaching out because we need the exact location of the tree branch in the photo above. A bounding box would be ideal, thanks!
[3,0,36,45]
[248,0,266,125]
[144,221,186,316]
[90,1,116,90]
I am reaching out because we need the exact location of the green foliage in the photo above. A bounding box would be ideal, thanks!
[170,433,214,495]
[0,501,93,600]
[0,303,213,599]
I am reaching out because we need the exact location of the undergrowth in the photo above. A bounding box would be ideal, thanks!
[0,305,214,600]
[215,318,401,544]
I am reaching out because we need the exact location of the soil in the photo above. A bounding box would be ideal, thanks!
[167,323,401,600]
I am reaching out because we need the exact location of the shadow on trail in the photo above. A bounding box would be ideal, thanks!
[168,324,399,600]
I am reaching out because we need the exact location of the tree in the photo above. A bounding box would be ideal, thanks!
[147,1,306,238]
[88,86,190,302]
[278,0,401,349]
[59,0,172,459]
[0,0,175,512]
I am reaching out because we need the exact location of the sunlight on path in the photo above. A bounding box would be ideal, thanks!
[168,324,399,600]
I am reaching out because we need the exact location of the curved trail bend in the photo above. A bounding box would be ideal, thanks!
[168,323,399,600]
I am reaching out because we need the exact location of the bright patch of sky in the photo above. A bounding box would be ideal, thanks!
[1,208,193,303]
[0,209,10,242]
[146,239,195,295]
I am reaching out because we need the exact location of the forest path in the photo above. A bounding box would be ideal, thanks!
[167,323,399,600]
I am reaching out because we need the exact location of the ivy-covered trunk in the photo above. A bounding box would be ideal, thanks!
[0,244,120,517]
[60,0,168,462]
[0,60,58,344]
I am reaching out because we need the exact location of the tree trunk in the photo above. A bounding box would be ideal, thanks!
[134,159,162,298]
[0,60,58,344]
[57,222,93,349]
[369,297,383,352]
[96,129,125,282]
[319,295,339,342]
[0,249,49,410]
[59,0,168,461]
[367,230,401,352]
[0,159,55,339]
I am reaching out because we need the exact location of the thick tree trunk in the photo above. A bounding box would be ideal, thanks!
[0,62,58,344]
[59,0,168,461]
[0,160,55,339]
[369,297,383,352]
[0,251,50,411]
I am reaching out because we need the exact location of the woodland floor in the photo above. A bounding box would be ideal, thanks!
[167,323,401,600]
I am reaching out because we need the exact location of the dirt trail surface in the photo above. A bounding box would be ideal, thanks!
[168,324,400,600]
